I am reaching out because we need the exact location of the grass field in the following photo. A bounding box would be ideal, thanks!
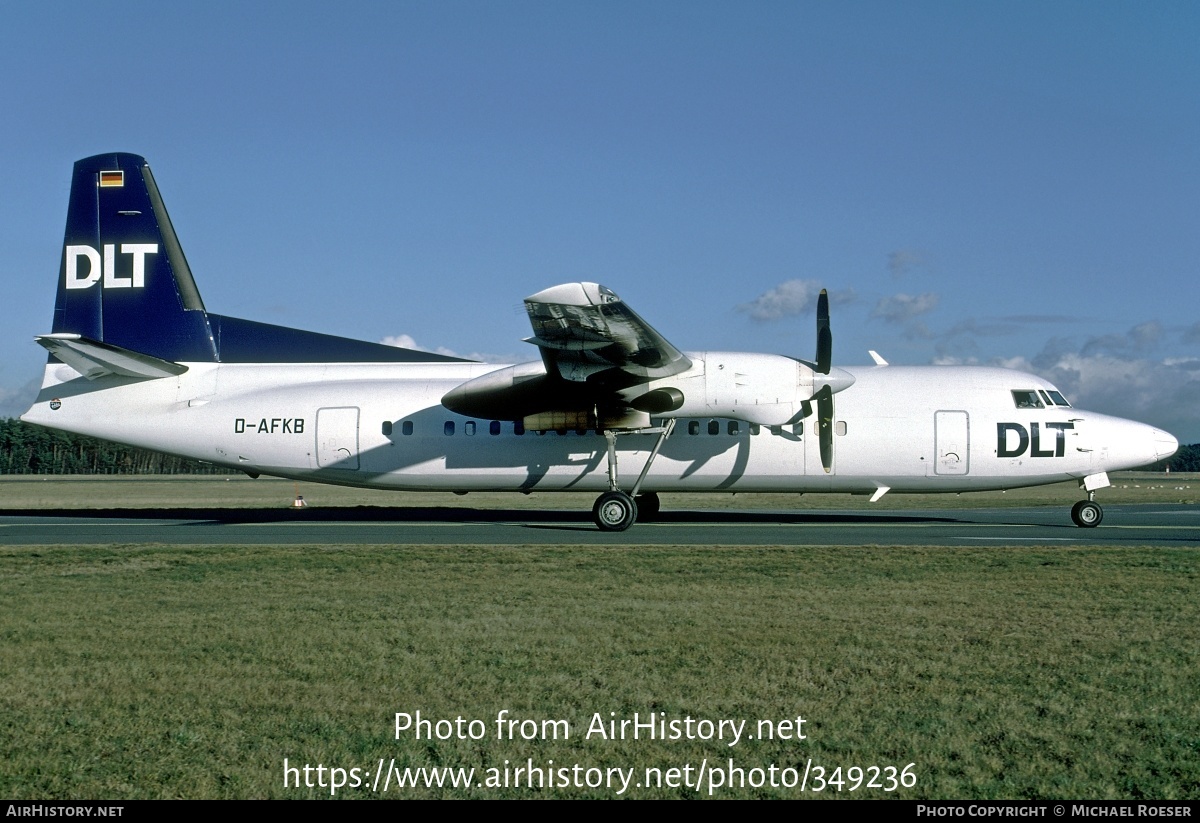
[1,475,1198,799]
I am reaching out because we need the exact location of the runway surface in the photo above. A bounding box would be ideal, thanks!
[1,503,1198,546]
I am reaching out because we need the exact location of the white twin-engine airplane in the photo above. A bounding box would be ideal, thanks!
[22,153,1179,531]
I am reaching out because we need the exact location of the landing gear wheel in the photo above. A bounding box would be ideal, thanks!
[1071,500,1103,528]
[594,491,638,532]
[635,492,661,521]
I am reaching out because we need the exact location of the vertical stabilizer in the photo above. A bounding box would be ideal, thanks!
[53,153,217,362]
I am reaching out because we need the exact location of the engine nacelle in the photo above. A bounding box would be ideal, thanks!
[442,351,853,429]
[623,352,854,426]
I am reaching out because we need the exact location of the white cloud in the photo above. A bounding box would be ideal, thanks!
[1080,321,1163,358]
[380,334,421,350]
[983,341,1199,441]
[1040,352,1200,438]
[737,280,857,322]
[737,279,824,322]
[887,249,928,278]
[931,355,978,366]
[931,337,1200,441]
[993,355,1033,371]
[380,334,513,364]
[871,292,939,323]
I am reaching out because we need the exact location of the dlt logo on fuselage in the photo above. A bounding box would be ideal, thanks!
[64,244,158,289]
[997,422,1074,458]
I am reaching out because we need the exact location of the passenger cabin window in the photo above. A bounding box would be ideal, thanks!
[708,420,720,436]
[1011,390,1044,409]
[727,421,739,436]
[688,420,700,435]
[402,420,414,436]
[514,422,525,436]
[381,421,393,436]
[490,421,501,436]
[465,421,476,436]
[444,421,455,436]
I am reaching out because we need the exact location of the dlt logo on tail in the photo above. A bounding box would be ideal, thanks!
[64,244,158,289]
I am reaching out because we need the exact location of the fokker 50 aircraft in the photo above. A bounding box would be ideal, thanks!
[22,153,1179,531]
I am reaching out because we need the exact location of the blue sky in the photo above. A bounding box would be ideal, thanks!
[2,1,1198,440]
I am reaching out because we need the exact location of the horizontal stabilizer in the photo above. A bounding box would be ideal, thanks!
[35,333,188,380]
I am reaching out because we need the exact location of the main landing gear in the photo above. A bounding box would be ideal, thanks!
[592,420,674,532]
[1070,498,1103,528]
[594,491,637,531]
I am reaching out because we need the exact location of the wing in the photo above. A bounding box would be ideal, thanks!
[524,283,691,387]
[441,283,691,423]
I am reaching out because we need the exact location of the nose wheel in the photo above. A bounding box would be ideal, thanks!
[1071,500,1103,528]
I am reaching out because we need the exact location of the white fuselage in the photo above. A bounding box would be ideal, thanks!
[22,354,1177,496]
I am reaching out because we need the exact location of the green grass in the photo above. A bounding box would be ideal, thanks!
[2,541,1198,799]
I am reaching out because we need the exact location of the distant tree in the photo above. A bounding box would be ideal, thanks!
[0,419,236,475]
[1164,443,1200,473]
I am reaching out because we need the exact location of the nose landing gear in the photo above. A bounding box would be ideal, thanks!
[1070,496,1103,528]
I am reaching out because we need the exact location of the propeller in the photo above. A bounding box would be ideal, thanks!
[816,289,832,375]
[815,384,834,473]
[812,289,845,474]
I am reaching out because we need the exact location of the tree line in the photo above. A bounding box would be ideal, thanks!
[0,418,235,475]
[1,417,1197,475]
[1158,443,1200,472]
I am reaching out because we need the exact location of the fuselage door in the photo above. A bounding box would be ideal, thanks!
[935,410,969,475]
[316,406,360,470]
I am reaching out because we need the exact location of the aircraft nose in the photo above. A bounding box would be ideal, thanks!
[1152,428,1179,461]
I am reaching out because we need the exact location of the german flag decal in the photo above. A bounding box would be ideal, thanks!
[99,170,124,187]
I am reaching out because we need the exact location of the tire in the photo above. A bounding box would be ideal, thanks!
[1071,500,1103,528]
[635,492,661,521]
[593,491,638,532]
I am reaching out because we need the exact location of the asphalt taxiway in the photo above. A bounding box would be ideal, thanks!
[1,504,1197,546]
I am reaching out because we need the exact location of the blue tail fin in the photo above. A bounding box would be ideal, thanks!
[51,153,469,366]
[54,153,218,362]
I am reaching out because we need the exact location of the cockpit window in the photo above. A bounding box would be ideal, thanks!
[1012,390,1044,409]
[1046,390,1071,407]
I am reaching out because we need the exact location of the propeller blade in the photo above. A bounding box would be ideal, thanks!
[816,384,834,473]
[816,289,831,375]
